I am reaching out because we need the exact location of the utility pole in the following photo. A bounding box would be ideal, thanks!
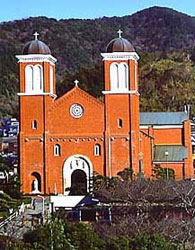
[165,151,169,179]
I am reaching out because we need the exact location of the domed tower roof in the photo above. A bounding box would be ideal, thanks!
[23,32,51,55]
[106,29,135,53]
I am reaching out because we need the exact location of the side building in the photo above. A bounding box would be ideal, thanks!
[140,112,193,179]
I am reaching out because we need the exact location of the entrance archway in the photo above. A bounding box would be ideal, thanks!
[63,155,93,195]
[70,169,87,195]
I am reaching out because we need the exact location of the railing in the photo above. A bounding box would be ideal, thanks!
[0,211,18,230]
[0,202,27,231]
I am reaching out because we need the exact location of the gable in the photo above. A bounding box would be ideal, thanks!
[48,86,104,135]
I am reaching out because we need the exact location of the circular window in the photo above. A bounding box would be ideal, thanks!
[70,104,84,118]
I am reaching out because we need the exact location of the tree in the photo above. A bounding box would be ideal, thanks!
[117,168,134,181]
[153,165,175,180]
[22,218,105,250]
[0,156,9,184]
[0,156,21,199]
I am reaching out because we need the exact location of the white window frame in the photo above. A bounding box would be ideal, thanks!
[94,144,101,156]
[25,64,43,94]
[110,62,119,91]
[50,65,53,94]
[119,63,129,91]
[33,65,43,92]
[118,118,123,128]
[32,120,37,129]
[135,62,138,90]
[54,144,61,156]
[25,65,34,92]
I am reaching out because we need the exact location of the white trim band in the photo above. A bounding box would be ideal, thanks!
[153,125,183,129]
[18,92,57,98]
[153,161,184,164]
[102,90,139,95]
[140,126,149,129]
[140,125,183,129]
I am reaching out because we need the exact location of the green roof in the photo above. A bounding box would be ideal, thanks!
[153,145,188,162]
[140,112,188,125]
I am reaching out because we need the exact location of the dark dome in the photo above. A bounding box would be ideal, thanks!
[106,37,135,53]
[23,40,51,55]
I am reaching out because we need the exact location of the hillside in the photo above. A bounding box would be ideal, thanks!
[1,6,195,117]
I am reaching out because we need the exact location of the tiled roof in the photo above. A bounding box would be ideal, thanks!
[140,112,188,125]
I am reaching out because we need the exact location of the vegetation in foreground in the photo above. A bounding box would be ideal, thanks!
[1,171,195,249]
[3,218,179,250]
[0,156,22,221]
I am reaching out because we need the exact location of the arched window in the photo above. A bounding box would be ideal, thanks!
[139,159,144,173]
[118,118,123,128]
[54,144,61,156]
[25,65,44,93]
[135,63,138,90]
[110,63,119,90]
[31,172,41,193]
[32,120,37,129]
[119,63,129,90]
[34,65,43,92]
[25,65,33,92]
[50,65,53,94]
[94,144,101,156]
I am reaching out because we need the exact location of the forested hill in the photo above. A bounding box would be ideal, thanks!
[1,6,195,71]
[1,6,195,118]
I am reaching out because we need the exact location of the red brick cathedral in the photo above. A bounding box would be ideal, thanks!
[17,31,193,195]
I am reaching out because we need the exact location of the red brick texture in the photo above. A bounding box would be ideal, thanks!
[18,55,194,194]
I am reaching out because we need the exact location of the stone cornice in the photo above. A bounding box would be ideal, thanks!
[18,92,57,98]
[16,54,57,64]
[102,90,140,96]
[101,52,139,61]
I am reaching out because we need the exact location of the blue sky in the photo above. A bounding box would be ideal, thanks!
[0,0,195,22]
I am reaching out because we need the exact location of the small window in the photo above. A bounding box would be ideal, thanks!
[94,144,101,156]
[54,144,61,156]
[32,120,37,130]
[118,118,123,128]
[139,159,143,173]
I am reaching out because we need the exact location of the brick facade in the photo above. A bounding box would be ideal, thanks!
[17,35,194,195]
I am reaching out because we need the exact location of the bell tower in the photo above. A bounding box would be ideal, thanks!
[16,32,57,194]
[102,30,140,177]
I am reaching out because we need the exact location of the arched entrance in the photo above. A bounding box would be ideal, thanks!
[63,155,93,195]
[70,170,87,195]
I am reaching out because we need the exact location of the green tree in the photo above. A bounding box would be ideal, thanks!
[117,168,134,181]
[0,156,21,199]
[129,233,180,250]
[153,165,175,180]
[22,218,104,250]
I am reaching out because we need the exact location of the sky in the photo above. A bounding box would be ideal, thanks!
[0,0,195,23]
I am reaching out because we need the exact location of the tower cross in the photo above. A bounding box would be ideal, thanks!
[33,32,39,40]
[74,79,79,86]
[117,29,123,38]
